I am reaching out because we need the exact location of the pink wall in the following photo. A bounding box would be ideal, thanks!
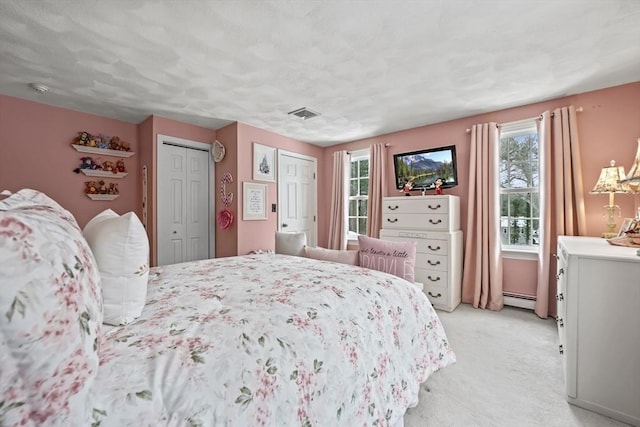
[321,82,640,298]
[0,95,139,228]
[215,123,239,258]
[235,123,325,255]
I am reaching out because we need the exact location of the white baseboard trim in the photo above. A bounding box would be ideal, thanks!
[503,295,536,310]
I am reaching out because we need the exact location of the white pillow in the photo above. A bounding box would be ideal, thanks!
[83,209,149,325]
[275,231,307,256]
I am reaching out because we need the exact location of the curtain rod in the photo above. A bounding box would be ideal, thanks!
[465,106,583,133]
[347,142,389,155]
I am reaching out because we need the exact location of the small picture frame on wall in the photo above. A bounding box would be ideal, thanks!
[243,181,268,221]
[253,142,276,182]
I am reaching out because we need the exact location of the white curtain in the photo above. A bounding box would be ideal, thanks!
[328,150,349,249]
[366,143,386,238]
[461,123,504,311]
[536,106,586,318]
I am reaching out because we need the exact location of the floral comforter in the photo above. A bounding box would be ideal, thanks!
[90,254,455,426]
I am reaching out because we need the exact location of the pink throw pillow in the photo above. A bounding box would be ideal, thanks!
[358,235,416,282]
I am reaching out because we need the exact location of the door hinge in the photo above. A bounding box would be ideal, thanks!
[314,215,316,222]
[313,172,316,179]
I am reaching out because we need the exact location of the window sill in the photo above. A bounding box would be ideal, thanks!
[502,247,539,261]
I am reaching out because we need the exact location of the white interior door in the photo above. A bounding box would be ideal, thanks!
[278,150,317,247]
[157,135,212,265]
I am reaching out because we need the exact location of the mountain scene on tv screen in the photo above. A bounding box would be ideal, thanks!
[396,153,455,188]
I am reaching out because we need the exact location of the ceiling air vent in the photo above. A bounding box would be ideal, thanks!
[287,107,320,120]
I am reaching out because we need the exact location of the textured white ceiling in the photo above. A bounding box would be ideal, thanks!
[1,0,639,147]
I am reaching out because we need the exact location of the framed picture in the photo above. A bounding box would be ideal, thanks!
[243,181,267,221]
[618,218,638,237]
[253,142,276,182]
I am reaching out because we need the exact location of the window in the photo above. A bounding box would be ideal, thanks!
[499,121,540,251]
[347,150,369,239]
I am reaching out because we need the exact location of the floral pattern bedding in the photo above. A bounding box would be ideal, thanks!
[91,255,455,427]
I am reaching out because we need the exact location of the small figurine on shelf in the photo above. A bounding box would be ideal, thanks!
[98,180,108,194]
[401,177,415,196]
[109,136,121,151]
[434,178,444,195]
[120,141,131,151]
[73,131,91,146]
[108,183,119,195]
[85,181,98,194]
[102,160,117,173]
[74,157,101,173]
[97,134,110,149]
[116,159,126,173]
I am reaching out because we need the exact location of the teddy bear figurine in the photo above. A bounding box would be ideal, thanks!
[102,160,116,173]
[97,180,108,194]
[85,181,98,194]
[119,141,131,151]
[109,136,121,151]
[108,183,119,195]
[116,159,126,173]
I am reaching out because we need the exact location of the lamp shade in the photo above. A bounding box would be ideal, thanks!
[619,138,640,193]
[590,160,628,194]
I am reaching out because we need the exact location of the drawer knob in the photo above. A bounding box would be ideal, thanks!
[428,204,441,210]
[427,291,442,298]
[387,218,398,223]
[557,318,564,327]
[388,205,399,210]
[559,344,564,355]
[428,219,442,225]
[427,275,440,282]
[427,260,441,266]
[427,245,441,251]
[556,293,564,301]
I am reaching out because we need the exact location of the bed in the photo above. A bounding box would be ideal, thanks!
[0,189,455,427]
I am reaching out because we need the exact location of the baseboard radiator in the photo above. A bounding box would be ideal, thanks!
[503,292,536,310]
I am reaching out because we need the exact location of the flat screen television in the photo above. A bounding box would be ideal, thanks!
[393,145,458,191]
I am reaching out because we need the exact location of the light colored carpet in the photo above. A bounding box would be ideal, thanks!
[404,304,629,427]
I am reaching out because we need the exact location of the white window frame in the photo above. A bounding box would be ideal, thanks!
[498,120,540,259]
[347,149,369,242]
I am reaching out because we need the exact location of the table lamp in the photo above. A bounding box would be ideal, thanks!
[590,160,628,238]
[619,138,640,219]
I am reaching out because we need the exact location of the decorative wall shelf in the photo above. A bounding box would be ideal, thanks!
[81,169,128,178]
[72,144,135,158]
[87,194,119,201]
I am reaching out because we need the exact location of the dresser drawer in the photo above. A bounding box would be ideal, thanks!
[383,213,451,231]
[422,254,448,272]
[383,197,450,215]
[423,282,450,308]
[416,268,448,286]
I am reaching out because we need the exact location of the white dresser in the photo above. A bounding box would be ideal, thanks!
[379,195,462,312]
[556,236,640,426]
